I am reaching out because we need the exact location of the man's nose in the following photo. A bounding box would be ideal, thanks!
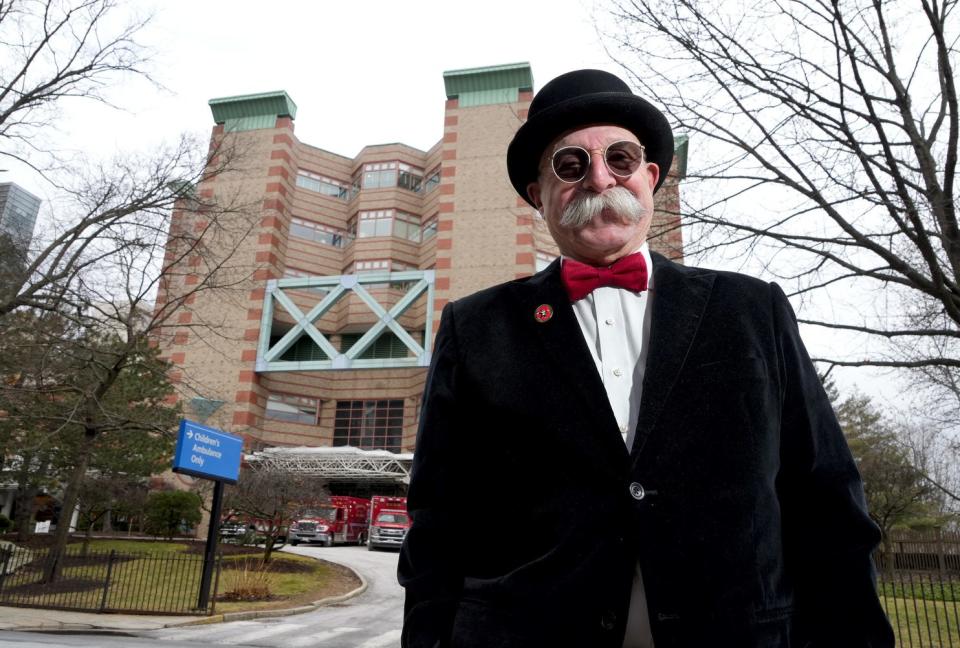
[581,151,617,193]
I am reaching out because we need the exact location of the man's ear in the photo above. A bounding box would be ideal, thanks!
[526,182,543,211]
[645,163,660,191]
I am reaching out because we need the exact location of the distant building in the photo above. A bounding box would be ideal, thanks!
[157,62,687,459]
[0,182,41,253]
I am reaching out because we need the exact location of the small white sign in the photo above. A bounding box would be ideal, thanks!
[34,520,51,534]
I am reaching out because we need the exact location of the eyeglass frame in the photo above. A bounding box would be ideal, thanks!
[547,139,647,184]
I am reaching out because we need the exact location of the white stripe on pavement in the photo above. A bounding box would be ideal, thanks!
[213,622,306,644]
[156,620,261,642]
[286,626,360,647]
[355,629,403,648]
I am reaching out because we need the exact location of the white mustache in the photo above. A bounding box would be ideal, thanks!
[559,186,648,228]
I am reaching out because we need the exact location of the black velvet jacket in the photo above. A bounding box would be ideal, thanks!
[398,254,894,648]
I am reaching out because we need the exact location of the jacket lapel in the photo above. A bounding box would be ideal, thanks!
[631,254,715,457]
[524,260,629,466]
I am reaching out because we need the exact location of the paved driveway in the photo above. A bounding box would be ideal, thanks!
[144,545,405,647]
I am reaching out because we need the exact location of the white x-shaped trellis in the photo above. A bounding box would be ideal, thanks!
[255,270,435,371]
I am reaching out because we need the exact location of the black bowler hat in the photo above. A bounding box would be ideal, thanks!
[507,69,674,206]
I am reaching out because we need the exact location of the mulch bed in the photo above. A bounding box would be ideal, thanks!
[181,542,263,557]
[3,577,103,596]
[216,589,281,603]
[219,556,315,574]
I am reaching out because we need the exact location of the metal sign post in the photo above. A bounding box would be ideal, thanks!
[171,420,243,612]
[197,480,224,610]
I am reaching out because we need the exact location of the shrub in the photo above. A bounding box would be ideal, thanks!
[218,560,274,601]
[143,491,202,540]
[0,515,12,533]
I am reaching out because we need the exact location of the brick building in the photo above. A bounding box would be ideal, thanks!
[158,62,686,459]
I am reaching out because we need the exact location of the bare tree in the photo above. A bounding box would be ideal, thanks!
[223,468,329,565]
[0,1,261,581]
[602,1,959,413]
[0,0,152,177]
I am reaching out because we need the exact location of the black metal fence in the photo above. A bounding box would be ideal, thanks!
[0,544,220,615]
[877,531,960,647]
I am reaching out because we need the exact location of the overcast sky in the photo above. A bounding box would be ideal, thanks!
[3,0,909,413]
[12,0,617,186]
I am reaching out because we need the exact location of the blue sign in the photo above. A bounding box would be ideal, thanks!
[172,420,243,484]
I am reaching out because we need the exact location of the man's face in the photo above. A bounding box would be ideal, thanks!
[526,124,659,266]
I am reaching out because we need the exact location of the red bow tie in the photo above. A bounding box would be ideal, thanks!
[561,253,649,302]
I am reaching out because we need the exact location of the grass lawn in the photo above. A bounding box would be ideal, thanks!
[214,549,361,614]
[882,595,960,646]
[0,538,359,616]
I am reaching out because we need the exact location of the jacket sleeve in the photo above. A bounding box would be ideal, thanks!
[398,302,465,648]
[771,283,894,647]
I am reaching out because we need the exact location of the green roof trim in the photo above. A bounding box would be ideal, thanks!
[189,397,225,422]
[673,134,689,179]
[443,62,533,102]
[208,90,297,126]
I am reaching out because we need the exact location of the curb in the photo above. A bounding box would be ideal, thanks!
[172,569,369,627]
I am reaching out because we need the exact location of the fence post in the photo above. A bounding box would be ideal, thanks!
[209,551,222,616]
[99,550,116,613]
[0,546,11,595]
[936,528,947,577]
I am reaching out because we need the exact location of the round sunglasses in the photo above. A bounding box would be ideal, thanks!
[550,140,646,183]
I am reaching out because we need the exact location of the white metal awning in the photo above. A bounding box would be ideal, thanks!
[245,446,413,483]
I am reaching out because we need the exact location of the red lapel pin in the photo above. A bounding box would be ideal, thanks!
[534,304,553,323]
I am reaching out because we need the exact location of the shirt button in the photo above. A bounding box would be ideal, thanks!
[629,482,645,500]
[604,318,614,326]
[619,424,627,433]
[613,368,623,377]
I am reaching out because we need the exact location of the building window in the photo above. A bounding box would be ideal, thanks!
[283,267,329,295]
[334,400,404,452]
[421,218,438,241]
[362,162,398,189]
[340,331,420,359]
[271,333,329,362]
[394,211,421,242]
[397,163,423,193]
[290,217,351,248]
[423,167,441,193]
[353,259,390,273]
[266,393,320,425]
[347,259,416,289]
[355,210,393,238]
[351,210,423,241]
[296,171,349,200]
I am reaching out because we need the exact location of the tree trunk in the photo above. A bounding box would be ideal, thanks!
[881,534,896,581]
[12,450,38,543]
[14,483,38,543]
[103,509,112,533]
[44,430,95,583]
[81,524,92,558]
[262,536,274,565]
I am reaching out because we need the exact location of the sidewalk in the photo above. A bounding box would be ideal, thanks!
[0,606,204,632]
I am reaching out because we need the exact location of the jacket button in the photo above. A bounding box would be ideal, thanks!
[629,482,645,500]
[600,610,617,631]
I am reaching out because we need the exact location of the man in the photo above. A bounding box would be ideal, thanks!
[398,69,893,648]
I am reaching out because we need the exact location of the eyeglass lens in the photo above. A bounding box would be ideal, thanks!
[551,140,645,183]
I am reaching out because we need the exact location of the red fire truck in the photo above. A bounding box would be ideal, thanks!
[367,495,411,551]
[288,496,370,547]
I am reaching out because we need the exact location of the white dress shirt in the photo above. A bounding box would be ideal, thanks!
[564,242,655,648]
